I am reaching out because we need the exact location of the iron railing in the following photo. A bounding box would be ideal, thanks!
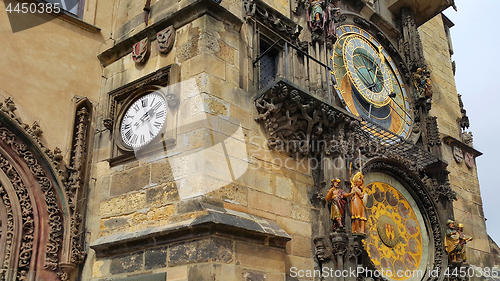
[253,38,334,104]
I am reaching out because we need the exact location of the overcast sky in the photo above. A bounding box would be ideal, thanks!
[443,1,500,244]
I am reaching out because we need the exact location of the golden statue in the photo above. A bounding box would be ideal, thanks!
[445,220,473,263]
[326,179,347,231]
[345,172,368,234]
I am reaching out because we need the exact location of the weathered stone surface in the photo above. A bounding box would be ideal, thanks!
[248,189,291,217]
[145,247,168,270]
[110,165,150,197]
[168,238,233,266]
[109,251,144,274]
[150,161,175,184]
[243,270,266,281]
[187,264,241,281]
[207,184,248,206]
[96,272,166,281]
[146,183,179,206]
[235,242,286,272]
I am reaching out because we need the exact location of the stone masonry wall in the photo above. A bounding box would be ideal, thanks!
[84,8,316,280]
[419,15,491,267]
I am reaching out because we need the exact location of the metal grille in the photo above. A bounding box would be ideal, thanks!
[360,118,440,169]
[260,51,277,89]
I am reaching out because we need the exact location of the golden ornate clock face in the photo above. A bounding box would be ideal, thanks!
[332,25,412,138]
[363,173,429,281]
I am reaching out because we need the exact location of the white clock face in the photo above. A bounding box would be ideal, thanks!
[120,92,167,148]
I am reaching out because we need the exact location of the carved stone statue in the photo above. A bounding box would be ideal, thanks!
[446,220,473,263]
[306,0,339,41]
[456,223,473,262]
[413,67,433,101]
[345,172,367,234]
[326,178,347,231]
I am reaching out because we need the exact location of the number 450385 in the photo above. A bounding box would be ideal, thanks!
[6,2,61,14]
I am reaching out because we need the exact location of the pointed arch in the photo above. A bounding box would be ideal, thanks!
[0,98,89,281]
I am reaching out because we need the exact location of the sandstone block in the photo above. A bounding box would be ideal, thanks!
[248,189,291,217]
[110,165,150,197]
[235,242,286,272]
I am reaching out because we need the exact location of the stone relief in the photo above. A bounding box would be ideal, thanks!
[157,26,175,54]
[132,38,150,64]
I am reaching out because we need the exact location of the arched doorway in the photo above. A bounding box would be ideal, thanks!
[0,98,89,281]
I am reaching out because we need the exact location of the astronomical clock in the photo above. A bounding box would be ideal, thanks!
[327,23,447,279]
[331,25,412,139]
[363,173,429,281]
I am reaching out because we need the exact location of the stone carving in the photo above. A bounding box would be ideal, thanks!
[313,237,328,262]
[423,176,457,203]
[157,26,175,54]
[462,132,473,147]
[426,116,441,147]
[66,105,90,265]
[244,0,303,44]
[326,178,347,231]
[0,97,87,280]
[306,0,340,41]
[453,146,463,163]
[446,220,473,264]
[0,185,15,280]
[398,7,425,72]
[464,152,475,169]
[254,81,435,173]
[413,67,433,102]
[132,38,149,64]
[0,132,36,280]
[103,118,113,131]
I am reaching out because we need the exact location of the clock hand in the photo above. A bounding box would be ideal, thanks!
[134,107,157,128]
[359,55,376,85]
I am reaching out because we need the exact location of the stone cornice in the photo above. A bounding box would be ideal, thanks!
[90,204,291,257]
[98,0,243,67]
[443,135,482,157]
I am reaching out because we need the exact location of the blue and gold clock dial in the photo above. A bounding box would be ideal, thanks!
[344,35,392,107]
[331,25,412,138]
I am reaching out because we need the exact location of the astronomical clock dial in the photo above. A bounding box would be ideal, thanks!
[363,173,429,281]
[120,92,167,149]
[331,25,412,138]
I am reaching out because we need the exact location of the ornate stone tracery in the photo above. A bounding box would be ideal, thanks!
[0,97,89,281]
[244,0,303,44]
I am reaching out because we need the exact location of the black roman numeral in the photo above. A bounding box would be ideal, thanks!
[123,123,131,130]
[156,111,165,118]
[149,131,155,138]
[154,121,162,129]
[142,98,148,107]
[133,104,140,112]
[152,102,161,112]
[140,134,145,144]
[131,134,138,144]
[124,130,133,140]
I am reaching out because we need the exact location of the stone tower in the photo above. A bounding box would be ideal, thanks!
[0,0,494,280]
